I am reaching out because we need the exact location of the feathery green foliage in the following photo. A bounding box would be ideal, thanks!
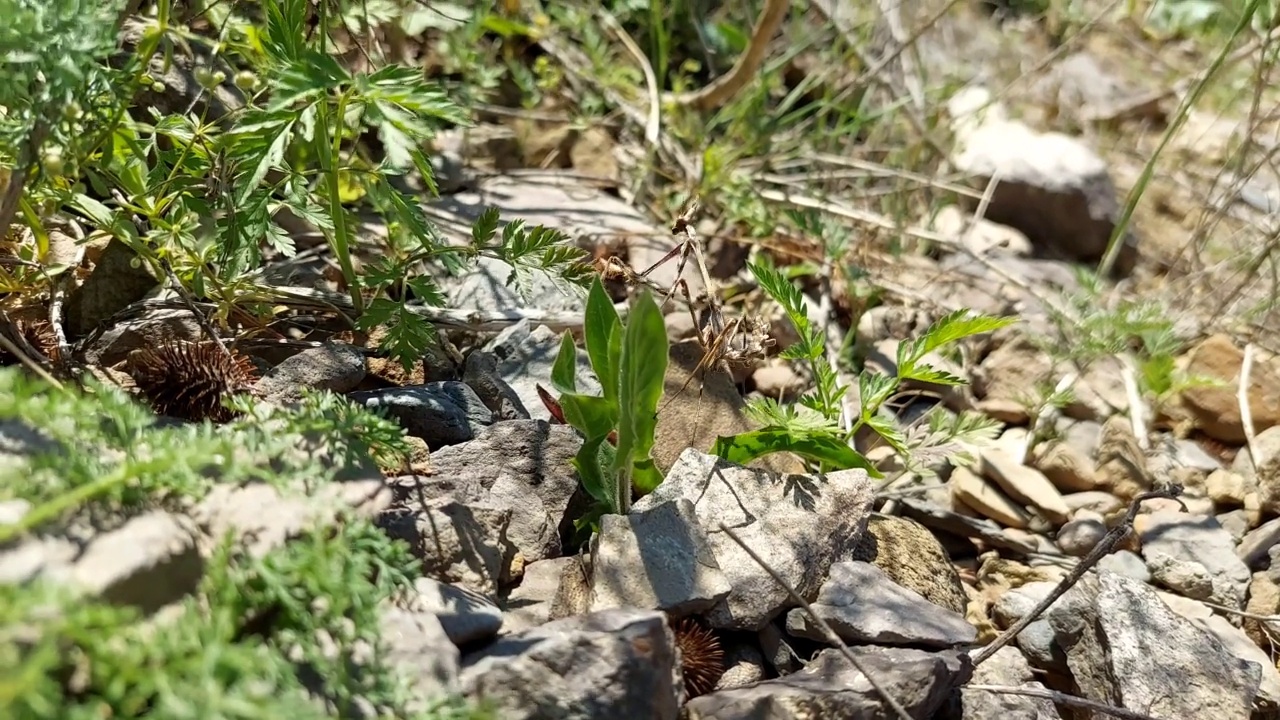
[726,259,1012,475]
[0,367,490,719]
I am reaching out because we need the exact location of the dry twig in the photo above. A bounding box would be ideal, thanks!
[1240,342,1261,468]
[970,488,1186,666]
[597,198,773,409]
[1118,352,1150,451]
[965,685,1166,720]
[664,0,791,112]
[718,522,914,720]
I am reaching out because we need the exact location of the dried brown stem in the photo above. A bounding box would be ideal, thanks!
[664,0,791,113]
[965,684,1165,720]
[718,522,913,720]
[970,488,1186,667]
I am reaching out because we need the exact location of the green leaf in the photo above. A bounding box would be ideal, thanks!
[748,260,809,332]
[1142,353,1175,396]
[370,304,434,373]
[583,277,622,405]
[611,289,669,496]
[898,309,1016,372]
[551,331,578,394]
[68,193,139,245]
[857,372,899,420]
[899,366,968,386]
[571,436,612,506]
[228,112,295,205]
[865,412,909,457]
[709,428,883,477]
[557,392,617,441]
[404,275,447,307]
[472,206,500,246]
[631,458,664,497]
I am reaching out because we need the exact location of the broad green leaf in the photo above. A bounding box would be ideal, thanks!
[557,392,617,441]
[631,458,664,498]
[611,289,669,495]
[710,428,883,477]
[571,501,609,538]
[583,277,622,404]
[571,436,612,506]
[108,125,149,199]
[551,331,578,394]
[68,194,139,245]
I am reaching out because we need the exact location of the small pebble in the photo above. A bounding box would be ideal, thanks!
[1098,550,1151,583]
[1056,512,1107,557]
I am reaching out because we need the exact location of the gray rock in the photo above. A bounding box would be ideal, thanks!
[1138,511,1251,608]
[1055,514,1106,556]
[852,514,970,614]
[1146,552,1215,600]
[0,534,78,586]
[1097,550,1151,583]
[1175,437,1225,472]
[64,237,161,337]
[1193,612,1280,707]
[1238,516,1280,569]
[898,497,1045,555]
[683,646,971,719]
[460,608,681,720]
[1270,545,1280,584]
[1047,570,1260,719]
[590,499,731,616]
[349,382,492,448]
[633,449,875,630]
[757,618,803,675]
[376,502,516,596]
[948,87,1139,275]
[1062,490,1124,515]
[0,499,30,527]
[501,556,581,634]
[381,601,460,709]
[785,561,976,648]
[254,344,366,402]
[960,646,1062,719]
[69,510,202,615]
[194,477,391,560]
[389,420,585,564]
[484,320,602,424]
[406,577,503,647]
[81,307,203,367]
[979,448,1070,524]
[991,580,1087,672]
[0,419,58,469]
[1216,509,1251,545]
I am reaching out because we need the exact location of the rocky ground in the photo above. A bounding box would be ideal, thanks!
[6,0,1280,718]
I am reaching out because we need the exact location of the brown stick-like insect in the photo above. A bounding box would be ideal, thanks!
[595,195,774,411]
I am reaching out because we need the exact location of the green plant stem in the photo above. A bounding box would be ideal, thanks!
[314,94,364,313]
[1098,0,1263,276]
